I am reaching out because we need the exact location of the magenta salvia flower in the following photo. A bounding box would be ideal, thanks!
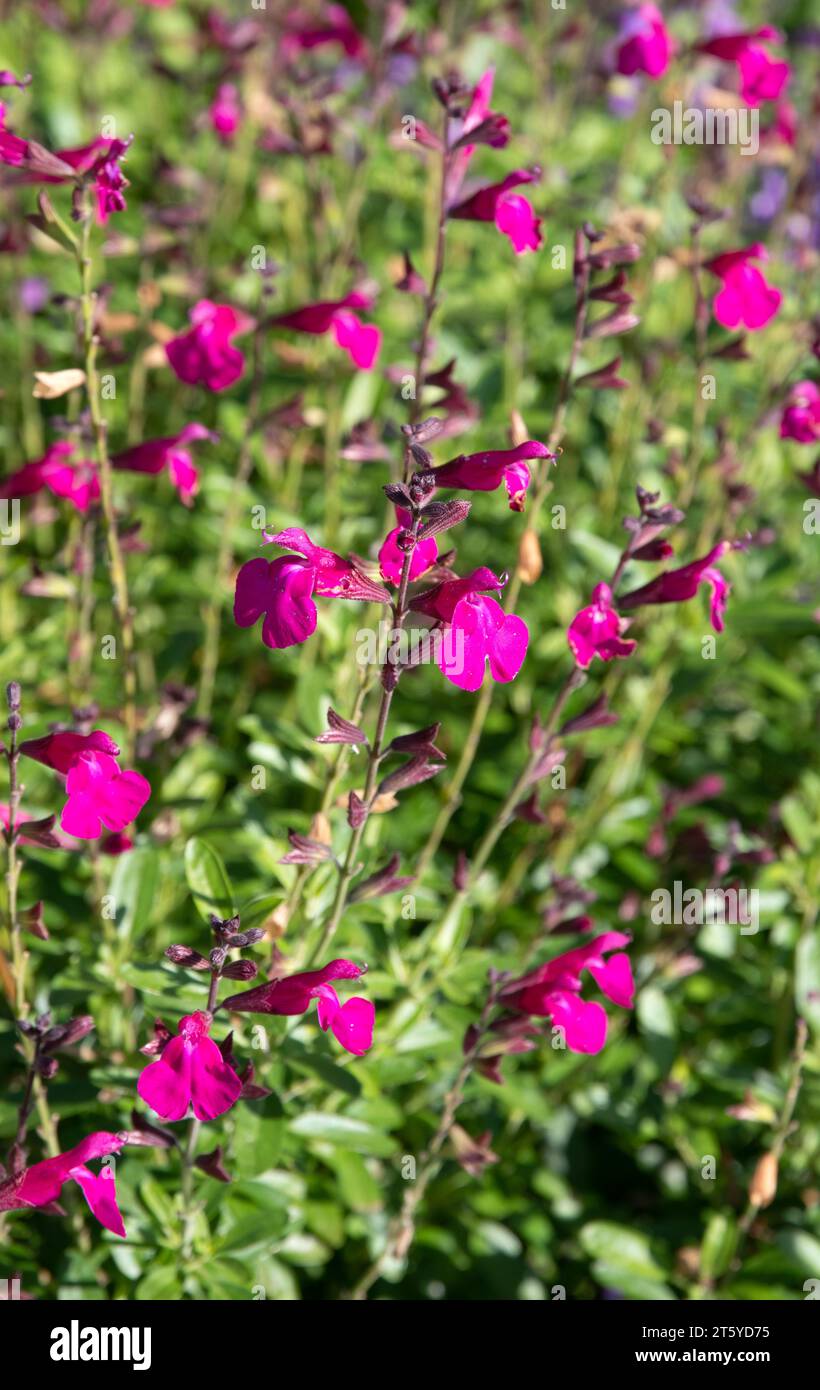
[379,507,438,585]
[234,527,389,651]
[111,423,218,506]
[0,1132,126,1237]
[780,381,820,444]
[270,292,381,370]
[0,442,99,512]
[619,541,732,633]
[696,27,790,108]
[446,68,510,205]
[281,3,368,62]
[499,932,635,1054]
[137,1011,242,1122]
[567,582,637,669]
[429,440,554,511]
[615,4,673,79]
[19,729,120,774]
[411,567,529,691]
[166,300,247,391]
[209,83,242,142]
[704,244,782,332]
[19,730,151,839]
[449,167,543,255]
[3,129,132,224]
[222,959,375,1057]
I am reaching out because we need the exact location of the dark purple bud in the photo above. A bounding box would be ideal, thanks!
[712,336,750,361]
[222,959,259,982]
[408,442,433,472]
[402,416,443,443]
[587,243,641,270]
[125,1108,178,1149]
[280,831,334,865]
[452,112,510,149]
[238,1060,272,1101]
[631,538,674,562]
[140,1019,173,1057]
[408,469,437,505]
[38,1057,59,1080]
[515,791,548,824]
[5,682,21,712]
[575,355,629,390]
[396,251,427,296]
[384,481,413,506]
[453,851,469,892]
[585,308,640,340]
[417,499,472,541]
[350,852,414,903]
[348,791,368,829]
[378,754,445,797]
[388,723,445,761]
[210,947,228,971]
[194,1145,232,1183]
[165,944,210,970]
[315,707,368,747]
[525,747,566,787]
[15,815,61,850]
[21,901,48,940]
[560,694,620,735]
[41,1014,95,1053]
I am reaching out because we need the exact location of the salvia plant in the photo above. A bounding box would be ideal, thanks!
[0,0,818,1306]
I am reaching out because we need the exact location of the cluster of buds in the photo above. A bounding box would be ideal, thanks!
[574,223,642,391]
[17,1010,94,1084]
[164,914,265,987]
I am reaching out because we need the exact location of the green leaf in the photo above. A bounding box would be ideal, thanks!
[699,1212,738,1282]
[184,836,235,922]
[289,1111,394,1156]
[110,847,160,940]
[795,933,820,1032]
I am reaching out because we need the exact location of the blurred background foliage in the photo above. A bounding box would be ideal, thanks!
[0,0,819,1300]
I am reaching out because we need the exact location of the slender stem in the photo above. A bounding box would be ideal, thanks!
[348,979,502,1299]
[415,240,591,878]
[77,204,137,755]
[680,221,709,511]
[179,970,220,1259]
[197,319,266,721]
[404,108,451,469]
[303,508,422,966]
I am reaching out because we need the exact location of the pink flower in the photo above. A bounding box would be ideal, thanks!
[166,300,247,392]
[567,582,637,669]
[0,442,99,513]
[19,730,150,840]
[234,527,389,651]
[696,27,790,108]
[222,959,375,1056]
[449,168,542,255]
[1,128,132,224]
[499,932,634,1054]
[429,440,554,511]
[446,69,510,205]
[704,244,782,332]
[619,541,732,633]
[281,4,368,61]
[379,507,437,585]
[1,1132,126,1237]
[410,567,529,692]
[780,381,820,444]
[61,752,151,839]
[737,45,790,106]
[209,83,242,142]
[137,1011,242,1122]
[19,729,121,774]
[270,292,381,370]
[615,4,673,80]
[111,423,217,506]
